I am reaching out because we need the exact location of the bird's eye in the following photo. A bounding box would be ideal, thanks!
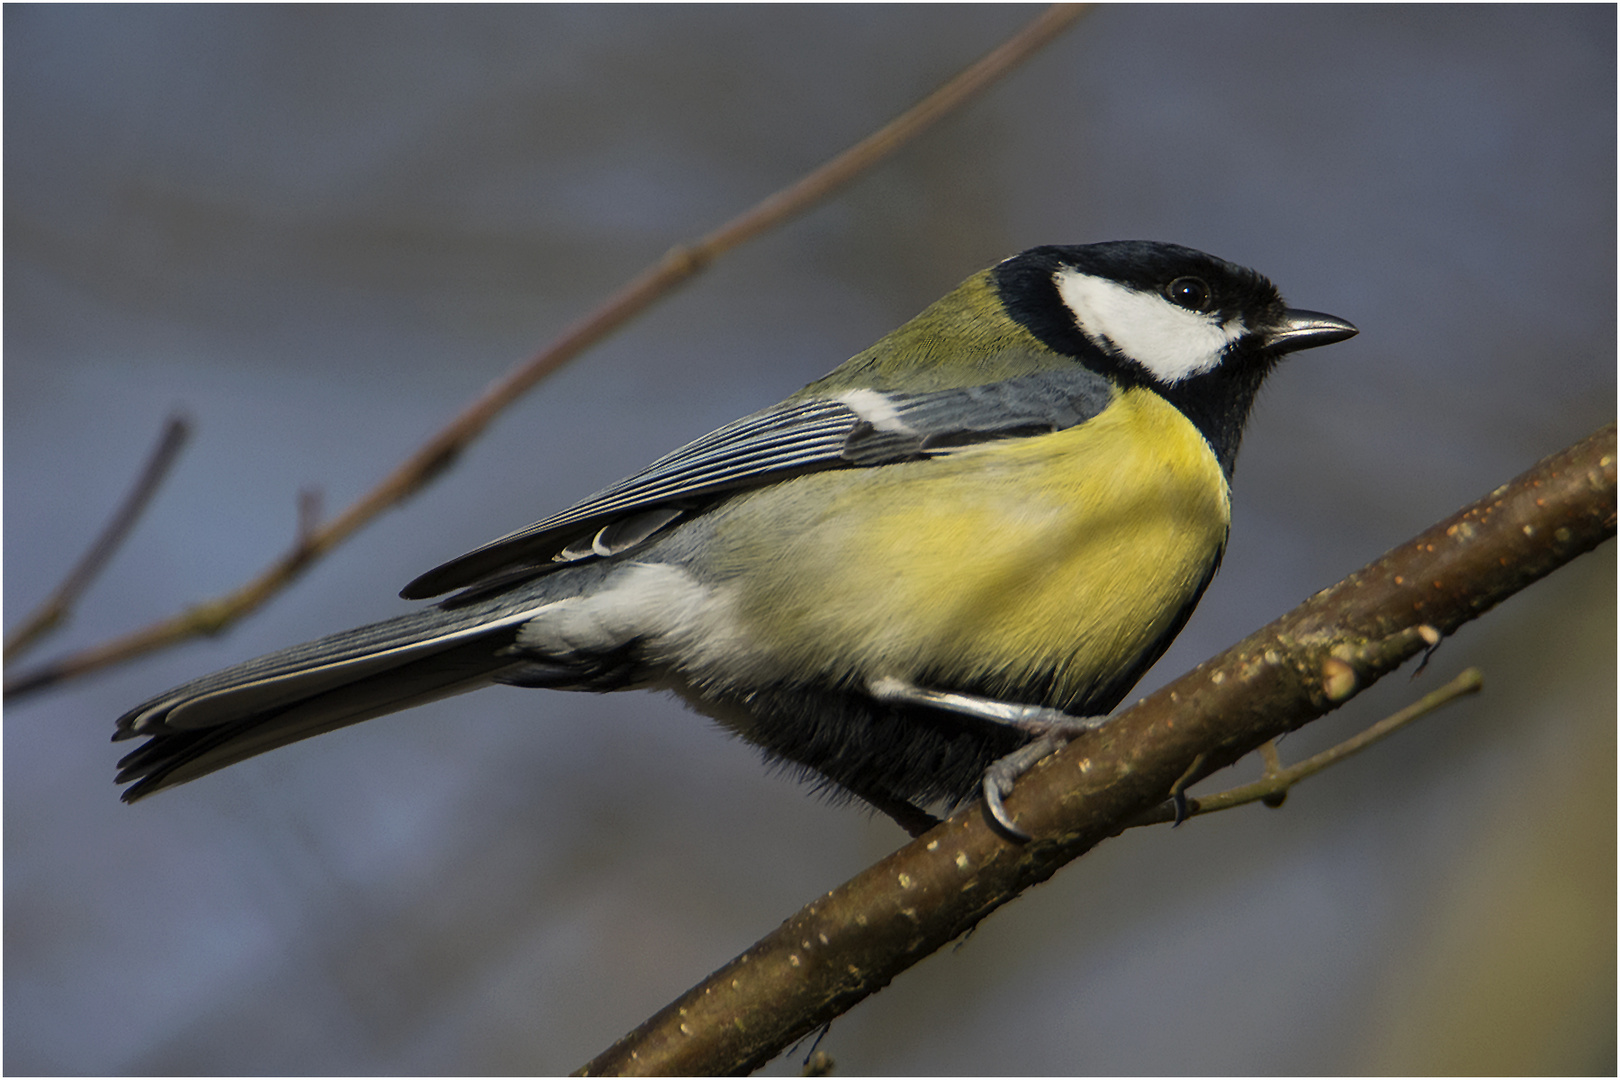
[1166,277,1211,312]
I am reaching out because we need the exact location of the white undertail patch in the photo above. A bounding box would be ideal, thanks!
[515,562,746,670]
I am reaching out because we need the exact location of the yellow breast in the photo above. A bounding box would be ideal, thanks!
[709,386,1231,711]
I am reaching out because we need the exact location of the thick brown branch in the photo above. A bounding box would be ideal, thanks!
[579,425,1615,1076]
[3,5,1090,702]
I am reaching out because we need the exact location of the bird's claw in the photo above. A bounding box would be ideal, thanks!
[979,731,1078,842]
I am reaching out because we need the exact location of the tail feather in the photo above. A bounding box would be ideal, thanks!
[114,598,554,801]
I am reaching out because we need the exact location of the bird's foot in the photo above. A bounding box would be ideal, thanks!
[869,676,1105,841]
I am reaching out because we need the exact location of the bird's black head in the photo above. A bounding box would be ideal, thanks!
[992,241,1356,476]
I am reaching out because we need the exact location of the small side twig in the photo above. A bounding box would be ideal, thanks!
[4,413,192,663]
[1126,667,1485,827]
[296,487,324,549]
[4,4,1092,702]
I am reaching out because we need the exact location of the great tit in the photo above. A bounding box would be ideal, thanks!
[115,241,1356,838]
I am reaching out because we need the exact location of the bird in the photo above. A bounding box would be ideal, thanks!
[114,241,1356,840]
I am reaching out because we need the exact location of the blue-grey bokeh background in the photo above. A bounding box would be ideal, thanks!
[7,6,1615,1074]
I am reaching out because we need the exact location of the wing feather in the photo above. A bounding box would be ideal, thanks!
[402,369,1114,598]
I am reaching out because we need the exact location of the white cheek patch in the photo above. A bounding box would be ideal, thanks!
[1055,269,1247,384]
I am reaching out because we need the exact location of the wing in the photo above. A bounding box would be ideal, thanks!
[401,368,1115,598]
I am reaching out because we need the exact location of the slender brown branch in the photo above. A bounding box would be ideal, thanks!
[579,425,1615,1076]
[1126,666,1485,827]
[4,413,192,663]
[3,5,1091,702]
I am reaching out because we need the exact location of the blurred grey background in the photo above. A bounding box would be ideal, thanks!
[6,5,1614,1074]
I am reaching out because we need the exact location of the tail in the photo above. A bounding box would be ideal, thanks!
[113,597,548,802]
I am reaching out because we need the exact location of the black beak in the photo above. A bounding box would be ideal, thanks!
[1264,309,1358,354]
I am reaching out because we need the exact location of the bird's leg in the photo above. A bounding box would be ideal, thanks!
[868,676,1106,841]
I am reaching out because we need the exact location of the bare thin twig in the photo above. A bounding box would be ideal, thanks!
[3,5,1092,702]
[4,413,192,663]
[1126,667,1485,827]
[296,488,324,549]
